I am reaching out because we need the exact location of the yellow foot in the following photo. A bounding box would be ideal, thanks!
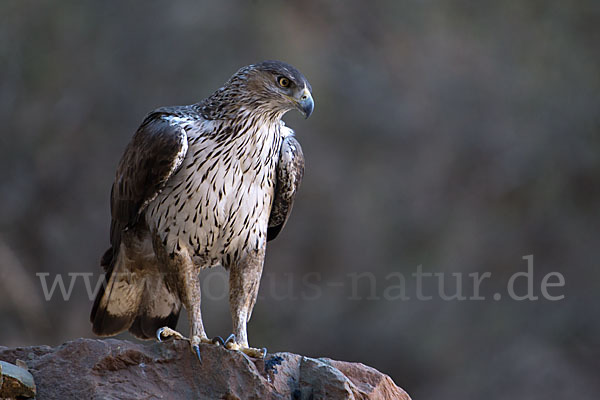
[156,327,227,362]
[156,326,187,341]
[224,334,267,358]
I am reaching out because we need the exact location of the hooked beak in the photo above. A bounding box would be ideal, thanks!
[296,87,314,119]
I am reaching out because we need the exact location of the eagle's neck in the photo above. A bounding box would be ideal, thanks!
[182,105,283,153]
[195,80,288,124]
[238,105,287,125]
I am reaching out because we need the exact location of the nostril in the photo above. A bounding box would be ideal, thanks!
[301,95,308,100]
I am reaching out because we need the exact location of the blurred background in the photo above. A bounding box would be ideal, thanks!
[1,0,599,398]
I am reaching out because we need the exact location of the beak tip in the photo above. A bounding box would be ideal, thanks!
[300,96,314,119]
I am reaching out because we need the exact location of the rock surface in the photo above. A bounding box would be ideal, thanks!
[0,338,410,399]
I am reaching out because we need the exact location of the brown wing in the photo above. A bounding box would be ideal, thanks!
[267,134,304,241]
[91,111,187,333]
[108,112,188,254]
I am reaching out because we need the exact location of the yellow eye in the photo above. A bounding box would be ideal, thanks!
[277,76,290,87]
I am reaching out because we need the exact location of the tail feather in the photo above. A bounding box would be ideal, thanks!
[129,308,180,340]
[90,247,143,336]
[90,246,181,339]
[90,247,124,334]
[129,273,181,339]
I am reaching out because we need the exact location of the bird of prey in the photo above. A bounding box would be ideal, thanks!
[90,60,313,359]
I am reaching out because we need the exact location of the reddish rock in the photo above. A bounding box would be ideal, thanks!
[0,338,410,399]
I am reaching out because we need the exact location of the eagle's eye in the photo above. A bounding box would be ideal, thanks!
[277,76,290,88]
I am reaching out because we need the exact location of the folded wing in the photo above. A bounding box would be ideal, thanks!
[109,112,188,252]
[268,133,305,241]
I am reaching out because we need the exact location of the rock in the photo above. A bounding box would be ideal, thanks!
[0,360,36,399]
[0,339,410,399]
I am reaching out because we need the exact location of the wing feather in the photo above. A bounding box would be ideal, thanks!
[109,112,188,251]
[267,132,304,241]
[92,112,187,332]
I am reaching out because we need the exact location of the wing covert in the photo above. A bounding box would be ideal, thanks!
[267,132,304,241]
[109,113,188,246]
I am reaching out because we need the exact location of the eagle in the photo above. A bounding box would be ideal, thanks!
[90,60,313,359]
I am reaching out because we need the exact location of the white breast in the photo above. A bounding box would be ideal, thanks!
[146,116,282,268]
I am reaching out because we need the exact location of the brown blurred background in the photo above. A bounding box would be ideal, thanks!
[1,1,599,398]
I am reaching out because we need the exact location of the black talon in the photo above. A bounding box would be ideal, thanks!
[225,334,236,345]
[193,344,202,363]
[156,327,165,342]
[239,351,254,364]
[212,336,226,347]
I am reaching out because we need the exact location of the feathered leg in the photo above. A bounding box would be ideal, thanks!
[179,249,214,359]
[227,246,267,358]
[153,239,215,361]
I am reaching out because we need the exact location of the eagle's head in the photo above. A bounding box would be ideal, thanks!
[244,60,314,119]
[212,60,314,121]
